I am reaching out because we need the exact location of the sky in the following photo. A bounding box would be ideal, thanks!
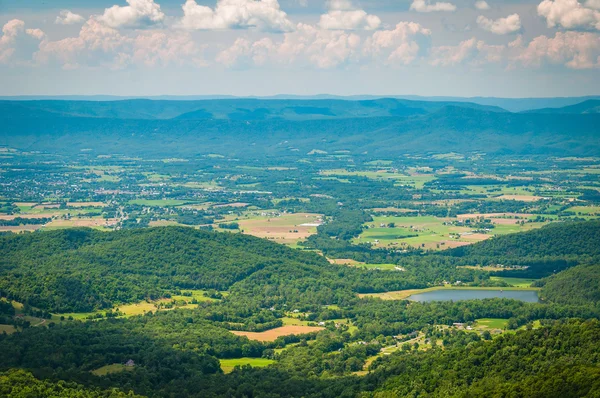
[0,0,598,97]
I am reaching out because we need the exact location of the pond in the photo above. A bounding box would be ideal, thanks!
[407,289,539,303]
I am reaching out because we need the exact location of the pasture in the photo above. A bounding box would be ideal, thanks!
[91,364,134,376]
[219,358,276,374]
[230,325,324,342]
[355,214,549,250]
[490,277,537,287]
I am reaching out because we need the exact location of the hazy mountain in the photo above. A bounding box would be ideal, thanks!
[1,99,598,158]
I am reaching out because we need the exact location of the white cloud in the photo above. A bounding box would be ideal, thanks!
[0,19,45,65]
[477,13,521,34]
[364,22,432,64]
[537,0,600,30]
[55,10,86,25]
[410,0,457,13]
[36,17,204,69]
[217,21,432,68]
[217,23,362,68]
[510,31,600,69]
[180,0,294,32]
[318,0,381,30]
[430,37,504,66]
[99,0,165,29]
[474,0,490,10]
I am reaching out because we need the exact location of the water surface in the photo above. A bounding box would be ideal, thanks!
[408,289,539,303]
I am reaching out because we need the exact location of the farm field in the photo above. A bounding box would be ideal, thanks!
[354,214,549,250]
[230,325,324,342]
[490,277,538,287]
[217,211,323,245]
[475,318,509,330]
[219,358,276,374]
[128,199,191,206]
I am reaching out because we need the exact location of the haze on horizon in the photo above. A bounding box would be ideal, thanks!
[0,0,599,97]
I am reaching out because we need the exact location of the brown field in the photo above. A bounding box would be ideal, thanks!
[68,202,106,207]
[0,225,43,232]
[328,258,365,266]
[45,218,118,228]
[491,218,521,225]
[370,207,415,213]
[14,202,37,207]
[495,195,546,202]
[456,213,532,220]
[230,325,324,342]
[236,212,322,244]
[213,202,249,208]
[460,233,492,241]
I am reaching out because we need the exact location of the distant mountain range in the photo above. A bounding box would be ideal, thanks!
[0,98,598,158]
[2,95,599,112]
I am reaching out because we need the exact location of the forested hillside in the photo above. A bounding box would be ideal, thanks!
[0,227,430,312]
[538,264,600,305]
[1,99,599,157]
[445,221,600,277]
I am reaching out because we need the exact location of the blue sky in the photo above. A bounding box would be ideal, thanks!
[0,0,598,97]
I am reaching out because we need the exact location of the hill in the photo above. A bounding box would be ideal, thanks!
[445,221,600,277]
[525,99,600,114]
[1,101,598,157]
[0,98,504,121]
[0,227,422,312]
[538,264,600,305]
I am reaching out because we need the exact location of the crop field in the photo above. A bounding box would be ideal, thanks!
[230,325,324,342]
[44,217,119,229]
[220,211,323,245]
[319,169,435,188]
[219,358,276,374]
[494,194,546,202]
[0,225,44,233]
[354,214,550,250]
[128,199,191,206]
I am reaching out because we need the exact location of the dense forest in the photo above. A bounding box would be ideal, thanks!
[1,215,599,396]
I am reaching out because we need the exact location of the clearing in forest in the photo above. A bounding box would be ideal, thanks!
[230,325,324,342]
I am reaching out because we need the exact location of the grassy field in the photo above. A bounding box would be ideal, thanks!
[490,276,537,287]
[219,358,276,374]
[0,324,16,334]
[54,290,222,321]
[475,318,509,330]
[91,364,135,376]
[567,206,600,215]
[354,215,549,250]
[319,169,435,188]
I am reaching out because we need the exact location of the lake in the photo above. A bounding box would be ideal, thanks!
[407,289,539,303]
